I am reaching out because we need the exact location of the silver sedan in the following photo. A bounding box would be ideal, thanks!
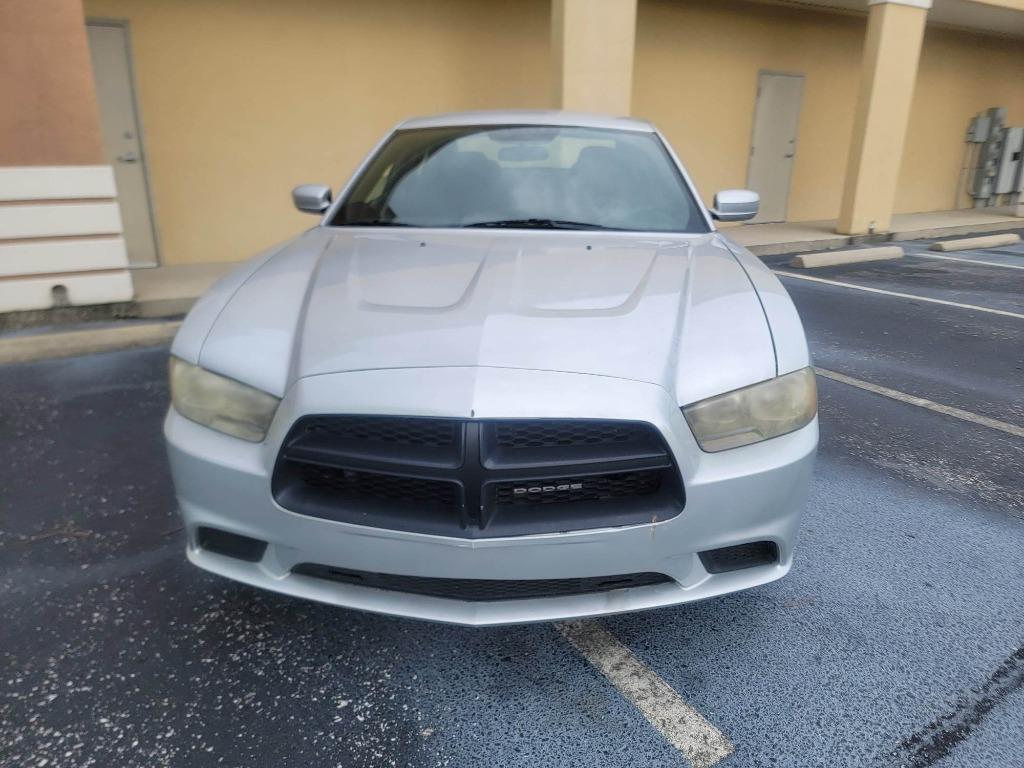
[165,111,818,626]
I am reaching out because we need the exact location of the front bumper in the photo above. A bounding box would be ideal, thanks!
[165,366,817,626]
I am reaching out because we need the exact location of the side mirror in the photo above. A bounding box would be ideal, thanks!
[292,184,332,214]
[710,189,759,222]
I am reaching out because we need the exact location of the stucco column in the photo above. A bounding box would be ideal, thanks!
[0,0,132,312]
[550,0,638,114]
[836,0,931,235]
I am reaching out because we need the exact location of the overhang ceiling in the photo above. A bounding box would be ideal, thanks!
[748,0,1024,37]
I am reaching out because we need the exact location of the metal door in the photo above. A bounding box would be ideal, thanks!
[746,72,804,223]
[87,22,159,266]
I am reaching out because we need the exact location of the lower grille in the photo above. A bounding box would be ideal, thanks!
[699,541,779,573]
[292,563,673,601]
[197,527,267,562]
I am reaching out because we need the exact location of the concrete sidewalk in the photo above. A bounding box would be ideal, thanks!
[1,207,1021,338]
[0,319,181,364]
[132,262,235,317]
[727,206,1024,256]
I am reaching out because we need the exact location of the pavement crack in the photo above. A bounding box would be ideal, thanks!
[23,519,94,543]
[890,644,1024,767]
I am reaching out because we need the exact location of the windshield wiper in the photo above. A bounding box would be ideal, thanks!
[464,218,623,231]
[343,220,412,227]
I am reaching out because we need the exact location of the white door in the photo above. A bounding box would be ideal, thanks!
[747,72,804,223]
[87,22,159,266]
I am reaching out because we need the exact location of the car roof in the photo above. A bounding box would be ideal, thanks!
[397,110,656,133]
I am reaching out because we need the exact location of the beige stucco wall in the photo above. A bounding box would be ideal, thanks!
[838,1,928,235]
[82,0,551,265]
[635,0,1024,224]
[634,0,866,223]
[895,25,1024,214]
[551,0,637,115]
[77,0,1024,262]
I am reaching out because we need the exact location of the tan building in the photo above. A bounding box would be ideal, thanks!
[1,0,1022,313]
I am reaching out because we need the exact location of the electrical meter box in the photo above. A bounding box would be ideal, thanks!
[995,126,1023,195]
[971,108,1007,199]
[968,115,991,143]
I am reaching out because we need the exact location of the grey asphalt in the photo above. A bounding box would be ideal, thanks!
[764,229,1024,315]
[779,279,1024,429]
[1,240,1022,767]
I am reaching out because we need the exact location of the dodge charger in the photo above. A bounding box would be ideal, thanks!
[164,111,818,626]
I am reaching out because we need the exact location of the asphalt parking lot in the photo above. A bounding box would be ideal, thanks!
[2,233,1022,768]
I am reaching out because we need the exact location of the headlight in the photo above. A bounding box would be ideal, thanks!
[169,357,280,442]
[682,367,817,452]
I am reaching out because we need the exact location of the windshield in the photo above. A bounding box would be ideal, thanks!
[329,125,708,233]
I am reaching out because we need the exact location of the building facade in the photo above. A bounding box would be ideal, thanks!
[1,0,1022,312]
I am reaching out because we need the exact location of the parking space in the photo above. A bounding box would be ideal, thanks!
[766,236,1024,317]
[778,275,1024,430]
[901,238,1024,270]
[1,236,1022,767]
[766,232,1024,429]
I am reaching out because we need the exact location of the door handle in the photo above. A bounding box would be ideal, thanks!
[784,153,795,159]
[117,152,139,163]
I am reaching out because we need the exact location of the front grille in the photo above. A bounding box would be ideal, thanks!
[298,465,458,509]
[299,415,456,448]
[493,420,644,449]
[273,417,684,538]
[492,470,662,507]
[293,563,673,601]
[284,415,463,468]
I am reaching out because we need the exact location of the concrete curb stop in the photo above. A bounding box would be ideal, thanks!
[929,233,1022,252]
[0,321,181,365]
[789,246,904,269]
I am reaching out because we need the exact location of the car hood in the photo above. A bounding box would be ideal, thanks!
[190,228,777,405]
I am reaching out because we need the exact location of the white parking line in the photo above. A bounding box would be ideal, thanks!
[909,252,1024,270]
[816,368,1024,439]
[557,620,734,767]
[773,271,1024,320]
